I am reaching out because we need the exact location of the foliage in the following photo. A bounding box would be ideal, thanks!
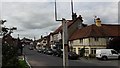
[2,43,19,67]
[2,23,19,67]
[107,37,120,52]
[79,47,85,57]
[89,54,95,58]
[18,60,29,68]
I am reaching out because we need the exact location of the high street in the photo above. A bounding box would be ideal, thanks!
[24,45,119,68]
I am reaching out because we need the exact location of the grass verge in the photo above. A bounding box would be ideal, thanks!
[18,59,30,68]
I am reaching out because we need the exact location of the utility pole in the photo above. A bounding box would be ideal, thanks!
[54,0,74,67]
[62,18,69,67]
[55,1,69,67]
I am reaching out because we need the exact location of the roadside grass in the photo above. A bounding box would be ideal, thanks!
[18,57,30,68]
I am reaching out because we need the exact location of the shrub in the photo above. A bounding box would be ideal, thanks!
[89,54,95,58]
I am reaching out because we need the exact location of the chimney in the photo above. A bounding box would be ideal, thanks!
[78,15,83,22]
[41,35,43,39]
[95,18,101,27]
[72,13,77,20]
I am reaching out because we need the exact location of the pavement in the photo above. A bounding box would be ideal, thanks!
[79,57,120,66]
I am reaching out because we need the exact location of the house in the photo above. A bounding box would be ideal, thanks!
[36,35,50,49]
[52,13,87,50]
[21,37,33,45]
[69,18,120,56]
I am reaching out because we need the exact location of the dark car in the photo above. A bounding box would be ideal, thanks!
[53,49,63,57]
[46,49,53,55]
[60,52,79,60]
[37,49,43,53]
[29,47,34,50]
[43,49,47,54]
[68,52,79,60]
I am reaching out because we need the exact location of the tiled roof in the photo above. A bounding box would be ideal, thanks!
[69,24,120,40]
[53,16,84,34]
[53,20,73,34]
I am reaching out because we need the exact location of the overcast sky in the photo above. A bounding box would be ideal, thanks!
[1,0,119,39]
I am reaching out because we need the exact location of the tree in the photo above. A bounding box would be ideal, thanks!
[107,37,120,52]
[1,20,18,67]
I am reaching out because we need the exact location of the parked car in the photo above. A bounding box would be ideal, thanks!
[96,49,120,60]
[46,49,53,55]
[68,52,79,60]
[52,49,62,57]
[37,49,42,53]
[60,51,79,60]
[43,49,47,54]
[29,47,34,50]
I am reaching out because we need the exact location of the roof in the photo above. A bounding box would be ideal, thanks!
[69,24,120,40]
[53,16,83,34]
[53,20,73,34]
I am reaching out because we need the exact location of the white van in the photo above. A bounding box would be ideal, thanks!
[96,49,120,60]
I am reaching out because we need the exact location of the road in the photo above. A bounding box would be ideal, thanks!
[24,45,119,68]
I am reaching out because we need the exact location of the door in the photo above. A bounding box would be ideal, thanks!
[111,50,119,59]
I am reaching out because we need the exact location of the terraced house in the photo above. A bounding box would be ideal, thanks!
[51,13,87,50]
[37,14,120,57]
[69,18,120,56]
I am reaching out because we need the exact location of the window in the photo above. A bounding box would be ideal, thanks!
[73,48,76,52]
[91,48,96,54]
[78,48,80,50]
[80,39,83,43]
[111,50,118,54]
[94,38,98,41]
[43,41,46,43]
[78,48,81,55]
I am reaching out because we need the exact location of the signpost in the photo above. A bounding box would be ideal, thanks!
[62,18,68,67]
[54,0,74,67]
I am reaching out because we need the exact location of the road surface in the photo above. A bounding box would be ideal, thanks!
[24,45,119,68]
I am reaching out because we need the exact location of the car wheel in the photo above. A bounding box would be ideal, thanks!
[102,56,107,60]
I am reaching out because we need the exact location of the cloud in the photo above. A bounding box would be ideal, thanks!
[74,2,118,24]
[2,2,118,39]
[2,2,57,29]
[2,0,119,2]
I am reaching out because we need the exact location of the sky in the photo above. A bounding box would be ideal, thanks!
[1,0,120,40]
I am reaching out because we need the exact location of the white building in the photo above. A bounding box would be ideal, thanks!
[69,18,120,56]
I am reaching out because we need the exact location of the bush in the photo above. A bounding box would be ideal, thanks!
[2,43,19,67]
[89,54,95,58]
[79,48,85,57]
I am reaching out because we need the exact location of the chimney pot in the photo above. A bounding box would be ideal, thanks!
[72,13,77,20]
[95,18,101,27]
